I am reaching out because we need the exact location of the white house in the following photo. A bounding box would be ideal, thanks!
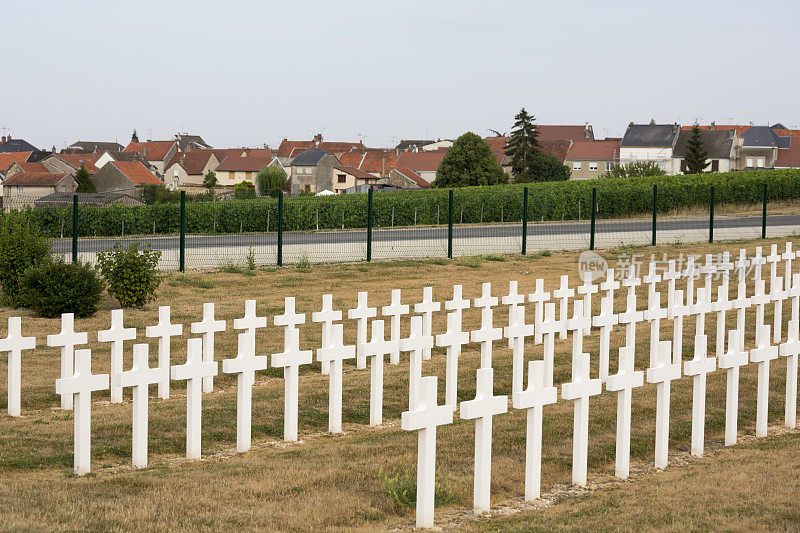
[619,123,681,174]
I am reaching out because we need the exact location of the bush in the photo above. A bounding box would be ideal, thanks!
[0,219,52,307]
[234,181,256,199]
[21,259,104,318]
[97,242,162,308]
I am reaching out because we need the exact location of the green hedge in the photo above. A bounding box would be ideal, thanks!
[6,169,800,237]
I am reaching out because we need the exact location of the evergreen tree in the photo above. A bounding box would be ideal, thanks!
[505,108,540,178]
[684,124,709,174]
[74,165,96,193]
[203,171,217,194]
[434,132,507,188]
[131,129,139,142]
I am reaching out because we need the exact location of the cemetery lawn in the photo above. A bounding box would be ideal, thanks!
[1,236,800,530]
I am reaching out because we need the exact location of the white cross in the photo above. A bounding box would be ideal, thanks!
[171,337,218,459]
[55,348,109,475]
[750,323,778,438]
[363,319,395,426]
[577,274,598,336]
[190,302,226,393]
[47,313,87,410]
[771,274,786,344]
[643,285,667,368]
[223,302,269,452]
[114,343,168,468]
[528,278,550,344]
[553,275,575,340]
[400,316,433,410]
[718,330,749,446]
[272,325,313,442]
[662,260,680,310]
[683,255,699,308]
[539,302,564,388]
[605,345,644,479]
[561,299,602,487]
[98,309,136,403]
[445,284,471,328]
[692,287,714,341]
[566,300,589,358]
[512,359,557,500]
[668,288,689,367]
[752,246,765,285]
[717,250,734,280]
[502,280,526,340]
[646,340,680,469]
[713,274,731,358]
[790,273,800,330]
[401,376,454,529]
[731,250,752,351]
[779,318,800,429]
[504,304,534,395]
[767,243,781,290]
[316,323,355,434]
[752,279,771,332]
[593,295,618,382]
[700,253,717,303]
[312,293,341,375]
[436,311,470,408]
[600,267,620,309]
[684,333,716,456]
[783,242,795,292]
[618,286,643,352]
[643,261,661,302]
[460,367,508,514]
[471,286,503,369]
[381,289,409,365]
[349,291,377,368]
[414,286,441,361]
[0,317,35,417]
[145,306,182,399]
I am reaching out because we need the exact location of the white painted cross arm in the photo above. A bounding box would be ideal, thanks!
[98,309,136,403]
[605,345,644,479]
[313,293,342,375]
[527,278,550,344]
[316,323,355,434]
[436,311,471,408]
[415,286,441,361]
[171,338,219,459]
[381,289,409,365]
[145,305,182,400]
[190,303,226,393]
[471,284,503,369]
[47,312,87,410]
[349,291,377,368]
[363,319,395,426]
[718,330,749,446]
[272,326,313,442]
[0,317,35,417]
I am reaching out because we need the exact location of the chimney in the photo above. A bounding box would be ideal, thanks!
[382,154,386,177]
[710,121,716,130]
[0,136,5,144]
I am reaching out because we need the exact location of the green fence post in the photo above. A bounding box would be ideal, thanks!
[447,189,453,259]
[762,183,768,239]
[589,187,597,250]
[651,184,657,246]
[179,191,186,272]
[709,185,715,244]
[366,188,373,262]
[521,187,529,255]
[72,194,78,264]
[277,193,284,267]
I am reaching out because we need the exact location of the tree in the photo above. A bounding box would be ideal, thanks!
[602,161,666,179]
[487,129,507,137]
[203,171,217,194]
[234,181,256,199]
[131,129,139,142]
[505,108,540,179]
[74,165,96,193]
[255,166,287,197]
[684,124,709,174]
[516,149,571,182]
[434,132,507,188]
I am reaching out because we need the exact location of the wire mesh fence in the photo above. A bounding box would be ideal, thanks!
[2,183,799,272]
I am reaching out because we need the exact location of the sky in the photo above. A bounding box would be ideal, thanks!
[3,0,799,150]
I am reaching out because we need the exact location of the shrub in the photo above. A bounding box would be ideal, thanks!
[97,242,162,307]
[0,219,52,307]
[21,259,104,318]
[380,465,460,508]
[234,181,256,199]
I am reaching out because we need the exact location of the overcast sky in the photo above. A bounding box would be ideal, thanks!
[4,0,799,150]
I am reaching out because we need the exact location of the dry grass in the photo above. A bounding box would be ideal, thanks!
[0,237,799,531]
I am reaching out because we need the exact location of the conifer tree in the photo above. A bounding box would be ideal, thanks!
[74,165,96,193]
[505,108,540,179]
[131,129,139,142]
[684,124,709,174]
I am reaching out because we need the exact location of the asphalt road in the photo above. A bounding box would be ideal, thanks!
[51,213,799,253]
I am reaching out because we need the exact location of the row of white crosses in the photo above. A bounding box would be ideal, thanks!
[401,242,800,528]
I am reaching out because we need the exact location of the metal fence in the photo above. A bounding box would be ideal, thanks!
[3,183,797,271]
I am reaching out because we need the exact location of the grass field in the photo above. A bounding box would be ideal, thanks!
[0,236,799,531]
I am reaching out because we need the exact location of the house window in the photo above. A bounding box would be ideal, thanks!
[572,162,581,171]
[711,160,719,172]
[589,162,598,171]
[605,162,613,171]
[757,157,765,168]
[680,160,687,172]
[338,174,346,183]
[746,157,754,167]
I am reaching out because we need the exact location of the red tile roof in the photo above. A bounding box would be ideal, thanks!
[165,151,215,176]
[277,140,365,158]
[396,151,447,172]
[565,140,620,161]
[338,150,398,174]
[681,124,751,135]
[54,153,101,173]
[216,154,272,172]
[4,171,71,186]
[777,140,800,168]
[485,136,575,163]
[539,140,572,163]
[773,129,800,139]
[0,151,32,173]
[123,141,177,161]
[15,162,48,172]
[393,167,431,188]
[334,165,377,181]
[538,125,592,142]
[110,161,162,186]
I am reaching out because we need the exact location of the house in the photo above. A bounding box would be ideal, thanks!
[331,165,381,194]
[276,135,365,158]
[337,150,399,178]
[63,141,124,154]
[34,192,144,208]
[619,123,681,173]
[123,140,179,176]
[483,136,572,178]
[5,161,48,178]
[42,153,102,175]
[289,149,340,194]
[214,152,272,187]
[92,161,162,193]
[173,133,212,152]
[672,129,737,173]
[395,139,435,153]
[163,150,229,191]
[395,151,447,184]
[564,140,621,179]
[387,167,431,189]
[95,150,151,170]
[2,171,77,207]
[421,140,453,151]
[775,139,800,169]
[538,124,594,142]
[0,135,37,153]
[739,126,790,169]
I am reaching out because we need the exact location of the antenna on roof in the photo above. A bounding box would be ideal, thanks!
[357,133,366,143]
